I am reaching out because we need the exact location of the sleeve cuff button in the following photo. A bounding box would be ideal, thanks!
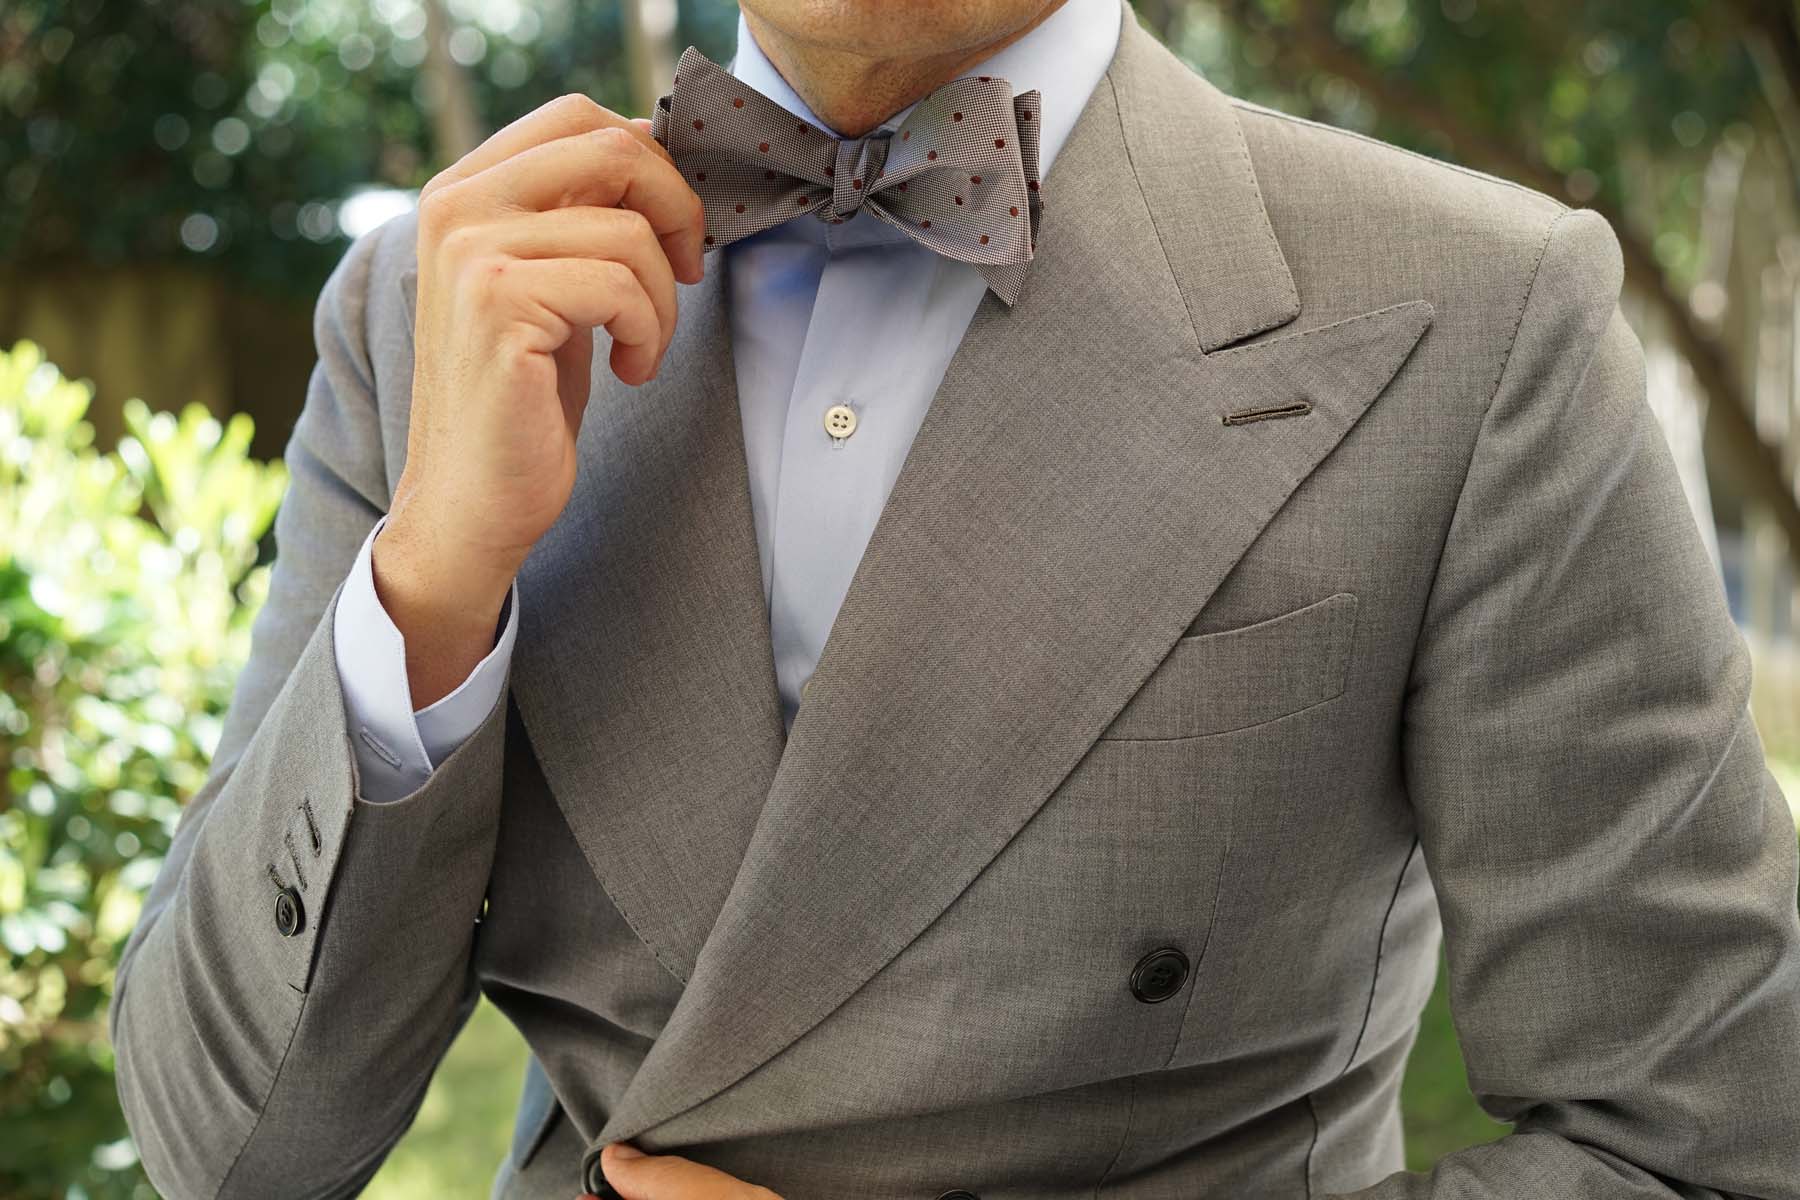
[274,886,305,938]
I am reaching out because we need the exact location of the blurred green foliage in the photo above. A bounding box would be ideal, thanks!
[0,0,734,303]
[1147,0,1764,289]
[0,340,285,1198]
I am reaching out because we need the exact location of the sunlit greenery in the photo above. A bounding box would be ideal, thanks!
[0,341,286,1197]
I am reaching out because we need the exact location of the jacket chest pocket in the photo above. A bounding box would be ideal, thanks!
[1100,592,1359,740]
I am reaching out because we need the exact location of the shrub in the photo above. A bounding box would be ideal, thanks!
[0,340,285,1198]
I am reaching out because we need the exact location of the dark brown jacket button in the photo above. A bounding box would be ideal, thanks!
[274,886,305,938]
[1130,946,1188,1003]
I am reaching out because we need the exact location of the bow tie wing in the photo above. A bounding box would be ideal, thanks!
[861,79,1043,303]
[652,46,838,249]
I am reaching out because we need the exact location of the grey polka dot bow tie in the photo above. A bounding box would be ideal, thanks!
[651,45,1045,306]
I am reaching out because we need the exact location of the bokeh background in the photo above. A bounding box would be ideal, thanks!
[5,1,1800,1197]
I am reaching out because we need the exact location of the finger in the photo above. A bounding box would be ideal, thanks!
[423,93,667,200]
[629,115,677,169]
[436,128,706,283]
[481,257,663,385]
[600,1142,771,1199]
[470,207,679,361]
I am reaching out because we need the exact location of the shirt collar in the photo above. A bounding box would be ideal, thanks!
[724,0,1121,251]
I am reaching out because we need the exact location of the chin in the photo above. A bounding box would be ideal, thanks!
[740,0,1053,60]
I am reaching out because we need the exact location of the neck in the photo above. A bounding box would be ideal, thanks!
[741,2,1070,137]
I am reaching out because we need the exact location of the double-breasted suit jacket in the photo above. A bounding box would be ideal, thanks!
[112,4,1800,1198]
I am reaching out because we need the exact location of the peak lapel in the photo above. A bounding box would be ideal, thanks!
[592,5,1434,1149]
[509,260,786,986]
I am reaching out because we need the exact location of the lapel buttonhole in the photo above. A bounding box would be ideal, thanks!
[1222,399,1313,426]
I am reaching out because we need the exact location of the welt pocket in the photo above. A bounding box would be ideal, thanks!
[1099,592,1359,740]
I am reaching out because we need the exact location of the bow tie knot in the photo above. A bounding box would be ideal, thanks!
[652,46,1045,305]
[828,134,890,218]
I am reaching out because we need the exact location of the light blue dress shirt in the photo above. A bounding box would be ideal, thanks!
[333,0,1122,802]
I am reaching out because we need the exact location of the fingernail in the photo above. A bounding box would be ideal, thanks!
[608,1141,645,1159]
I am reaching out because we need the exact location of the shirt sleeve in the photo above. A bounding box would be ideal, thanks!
[331,515,519,803]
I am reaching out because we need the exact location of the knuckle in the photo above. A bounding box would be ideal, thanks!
[464,256,511,304]
[589,124,641,158]
[545,91,605,126]
[598,258,637,295]
[416,187,461,240]
[438,221,484,261]
[616,205,655,242]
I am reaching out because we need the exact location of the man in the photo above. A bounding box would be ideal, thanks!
[110,0,1800,1196]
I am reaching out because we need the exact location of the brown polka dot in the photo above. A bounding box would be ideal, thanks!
[825,165,835,177]
[693,119,704,130]
[1021,110,1032,121]
[979,234,989,244]
[734,202,745,213]
[1009,205,1019,216]
[764,169,776,179]
[954,195,963,205]
[733,97,744,107]
[920,219,931,228]
[978,75,990,81]
[952,111,963,121]
[796,195,809,205]
[759,141,770,152]
[897,181,907,191]
[927,150,937,160]
[901,129,911,140]
[704,234,715,245]
[798,122,808,134]
[852,177,863,189]
[994,138,1005,148]
[694,171,706,181]
[1027,180,1039,191]
[970,175,981,185]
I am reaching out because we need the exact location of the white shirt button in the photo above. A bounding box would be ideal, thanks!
[823,403,858,440]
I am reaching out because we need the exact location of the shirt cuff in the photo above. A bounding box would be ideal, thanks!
[332,515,519,803]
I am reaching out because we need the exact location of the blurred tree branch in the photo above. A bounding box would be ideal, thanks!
[423,0,483,163]
[1199,0,1800,555]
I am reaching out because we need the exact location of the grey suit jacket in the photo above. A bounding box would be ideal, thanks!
[110,4,1800,1197]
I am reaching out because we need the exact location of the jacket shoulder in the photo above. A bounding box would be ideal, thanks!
[1229,96,1568,238]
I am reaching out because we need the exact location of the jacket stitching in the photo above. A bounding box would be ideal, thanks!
[1303,1090,1322,1200]
[1228,97,1573,214]
[300,795,322,855]
[1395,207,1569,689]
[1341,835,1420,1075]
[1208,298,1429,359]
[1091,1073,1139,1196]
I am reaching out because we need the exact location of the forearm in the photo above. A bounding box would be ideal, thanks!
[110,595,512,1197]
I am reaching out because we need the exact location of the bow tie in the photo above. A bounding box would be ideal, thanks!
[650,46,1045,305]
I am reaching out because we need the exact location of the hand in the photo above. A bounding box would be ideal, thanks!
[373,96,707,706]
[587,1140,783,1199]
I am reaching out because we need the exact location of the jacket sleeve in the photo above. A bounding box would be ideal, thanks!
[108,213,513,1199]
[1341,208,1800,1199]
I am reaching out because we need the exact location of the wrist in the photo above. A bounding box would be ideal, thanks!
[371,515,515,709]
